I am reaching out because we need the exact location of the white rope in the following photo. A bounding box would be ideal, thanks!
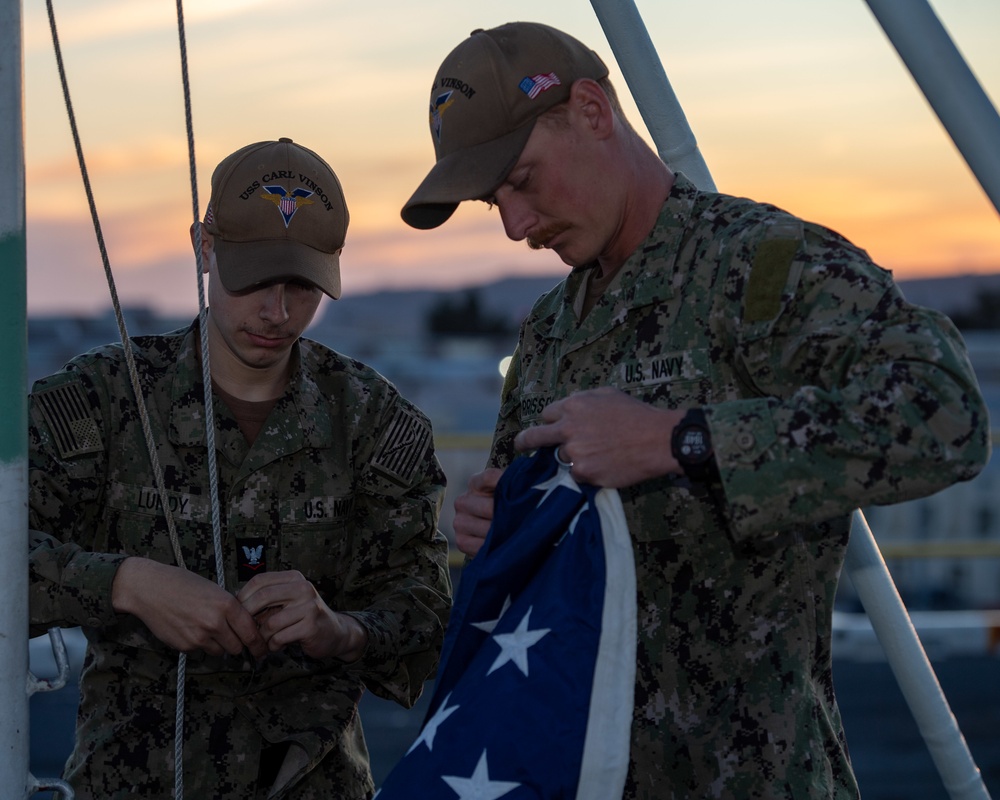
[172,0,229,790]
[43,0,186,572]
[174,1,225,597]
[46,2,228,796]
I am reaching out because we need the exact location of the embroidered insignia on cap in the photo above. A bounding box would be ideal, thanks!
[518,72,561,99]
[34,381,103,459]
[372,405,432,486]
[430,90,455,142]
[260,186,315,227]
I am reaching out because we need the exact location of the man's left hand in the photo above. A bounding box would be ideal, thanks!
[237,570,368,663]
[513,387,685,488]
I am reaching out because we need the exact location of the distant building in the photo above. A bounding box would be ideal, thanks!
[24,280,1000,608]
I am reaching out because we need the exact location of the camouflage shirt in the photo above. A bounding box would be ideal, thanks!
[489,174,991,799]
[28,322,453,800]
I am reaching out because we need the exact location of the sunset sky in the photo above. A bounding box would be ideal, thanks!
[20,0,1000,317]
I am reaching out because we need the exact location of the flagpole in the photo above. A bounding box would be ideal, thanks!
[0,0,31,797]
[587,2,991,798]
[862,0,1000,216]
[587,0,715,191]
[847,511,990,800]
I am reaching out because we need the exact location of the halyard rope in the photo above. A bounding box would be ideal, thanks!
[45,2,227,796]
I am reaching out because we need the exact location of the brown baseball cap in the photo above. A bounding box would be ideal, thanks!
[401,22,608,230]
[204,138,349,299]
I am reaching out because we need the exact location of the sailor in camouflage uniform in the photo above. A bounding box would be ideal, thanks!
[401,23,991,799]
[29,139,452,799]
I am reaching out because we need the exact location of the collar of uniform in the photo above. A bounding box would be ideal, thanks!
[167,321,209,448]
[167,323,335,452]
[540,172,698,341]
[273,340,336,450]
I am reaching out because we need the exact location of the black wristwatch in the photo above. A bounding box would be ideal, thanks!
[671,408,718,482]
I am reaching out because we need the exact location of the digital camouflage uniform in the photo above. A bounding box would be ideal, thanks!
[489,174,991,799]
[28,323,453,800]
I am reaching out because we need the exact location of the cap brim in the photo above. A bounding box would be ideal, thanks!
[401,119,538,230]
[214,238,342,300]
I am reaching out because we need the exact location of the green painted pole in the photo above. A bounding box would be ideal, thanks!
[0,0,29,796]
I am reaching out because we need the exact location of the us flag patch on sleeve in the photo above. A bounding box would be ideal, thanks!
[371,404,432,486]
[34,381,104,459]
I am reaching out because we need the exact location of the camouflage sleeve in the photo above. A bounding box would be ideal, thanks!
[339,394,453,707]
[27,368,127,635]
[709,220,992,543]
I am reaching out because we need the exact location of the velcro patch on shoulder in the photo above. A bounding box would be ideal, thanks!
[745,224,801,323]
[371,404,432,486]
[34,381,104,459]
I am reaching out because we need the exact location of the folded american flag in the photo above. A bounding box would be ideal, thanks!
[376,447,636,799]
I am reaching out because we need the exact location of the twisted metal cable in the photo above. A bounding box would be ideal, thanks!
[44,1,185,569]
[174,1,225,596]
[47,2,230,796]
[45,2,191,794]
[171,2,230,790]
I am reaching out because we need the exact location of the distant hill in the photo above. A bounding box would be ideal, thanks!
[310,275,564,342]
[313,271,1000,341]
[895,272,1000,316]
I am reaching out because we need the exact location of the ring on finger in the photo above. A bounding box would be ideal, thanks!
[554,447,573,469]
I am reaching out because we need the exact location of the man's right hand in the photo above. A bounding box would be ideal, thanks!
[111,557,267,660]
[452,467,504,558]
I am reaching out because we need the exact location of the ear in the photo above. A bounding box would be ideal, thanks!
[190,222,213,274]
[568,78,614,139]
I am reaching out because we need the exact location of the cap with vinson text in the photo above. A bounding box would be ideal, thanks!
[205,138,349,299]
[401,22,608,230]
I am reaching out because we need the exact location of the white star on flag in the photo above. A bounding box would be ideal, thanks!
[487,606,551,676]
[441,750,520,800]
[405,693,459,755]
[531,464,581,506]
[471,595,512,634]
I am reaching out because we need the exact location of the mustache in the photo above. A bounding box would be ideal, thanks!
[526,222,570,250]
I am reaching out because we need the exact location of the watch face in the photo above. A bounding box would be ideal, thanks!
[678,426,711,463]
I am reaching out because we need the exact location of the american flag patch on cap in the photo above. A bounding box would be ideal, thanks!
[371,404,432,486]
[34,381,104,459]
[518,72,561,99]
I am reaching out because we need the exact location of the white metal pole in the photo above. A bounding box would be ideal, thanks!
[847,511,990,800]
[588,0,716,191]
[586,3,992,799]
[863,0,1000,216]
[0,0,30,797]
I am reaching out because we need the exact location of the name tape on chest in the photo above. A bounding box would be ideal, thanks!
[109,483,207,520]
[620,352,693,387]
[110,482,354,524]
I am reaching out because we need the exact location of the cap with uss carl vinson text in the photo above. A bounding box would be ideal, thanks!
[204,138,349,299]
[401,22,608,230]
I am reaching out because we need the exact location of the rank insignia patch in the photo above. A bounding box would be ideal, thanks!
[237,537,268,582]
